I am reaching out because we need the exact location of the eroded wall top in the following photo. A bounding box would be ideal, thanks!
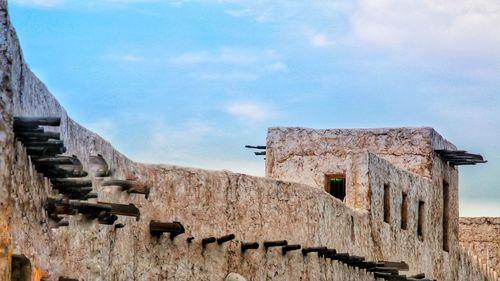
[266,126,456,185]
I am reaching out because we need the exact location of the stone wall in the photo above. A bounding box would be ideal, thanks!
[0,2,498,281]
[266,127,456,182]
[265,127,458,213]
[1,2,15,279]
[460,217,500,275]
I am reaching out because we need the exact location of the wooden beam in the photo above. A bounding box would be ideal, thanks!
[149,221,185,239]
[14,117,61,128]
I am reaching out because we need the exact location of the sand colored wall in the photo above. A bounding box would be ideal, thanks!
[460,217,500,275]
[1,2,15,279]
[0,2,498,281]
[266,127,456,182]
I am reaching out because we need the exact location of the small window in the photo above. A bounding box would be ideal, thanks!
[325,174,346,201]
[401,192,408,230]
[383,184,391,223]
[11,255,31,281]
[350,215,355,242]
[417,201,425,240]
[443,180,450,252]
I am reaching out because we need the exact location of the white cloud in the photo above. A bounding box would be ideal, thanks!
[351,0,500,58]
[310,32,336,48]
[226,101,273,121]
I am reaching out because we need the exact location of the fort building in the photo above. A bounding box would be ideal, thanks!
[0,2,499,280]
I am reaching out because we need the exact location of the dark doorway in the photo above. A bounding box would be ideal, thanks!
[11,255,31,281]
[325,174,346,201]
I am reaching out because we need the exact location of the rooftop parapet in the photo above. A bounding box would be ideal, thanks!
[266,127,457,181]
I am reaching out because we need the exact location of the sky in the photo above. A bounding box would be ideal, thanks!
[8,0,500,216]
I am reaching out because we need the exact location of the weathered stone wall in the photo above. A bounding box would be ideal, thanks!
[265,127,457,212]
[1,2,498,281]
[266,127,456,182]
[265,126,461,255]
[460,217,500,275]
[1,1,15,279]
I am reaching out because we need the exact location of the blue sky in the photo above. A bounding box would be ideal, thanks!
[9,0,500,216]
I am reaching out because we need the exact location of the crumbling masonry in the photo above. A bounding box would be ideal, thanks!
[0,2,499,280]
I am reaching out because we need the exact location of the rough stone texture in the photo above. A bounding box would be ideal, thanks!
[266,127,456,182]
[0,2,498,281]
[460,217,500,275]
[265,127,498,281]
[0,1,14,279]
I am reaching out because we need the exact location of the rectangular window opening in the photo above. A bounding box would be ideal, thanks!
[401,192,408,230]
[11,254,31,281]
[417,201,425,240]
[383,184,391,223]
[443,180,450,252]
[325,174,346,201]
[350,215,355,242]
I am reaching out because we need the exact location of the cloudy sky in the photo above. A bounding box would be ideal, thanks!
[9,0,500,216]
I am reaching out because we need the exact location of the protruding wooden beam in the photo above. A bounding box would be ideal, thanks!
[51,178,92,188]
[15,131,60,141]
[245,145,266,149]
[263,240,287,249]
[58,277,78,281]
[66,192,95,200]
[350,260,384,269]
[56,186,92,196]
[201,237,216,246]
[14,117,61,128]
[54,184,92,192]
[34,155,86,178]
[282,244,301,254]
[318,248,336,257]
[45,198,111,217]
[217,234,235,244]
[98,213,118,225]
[381,261,409,271]
[114,223,125,230]
[408,273,425,279]
[45,198,76,215]
[187,237,195,243]
[14,126,44,133]
[326,252,349,260]
[99,202,140,220]
[23,140,64,148]
[241,242,259,252]
[302,247,327,255]
[37,165,88,178]
[367,266,400,274]
[34,155,80,166]
[26,145,67,156]
[149,221,185,239]
[82,193,98,200]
